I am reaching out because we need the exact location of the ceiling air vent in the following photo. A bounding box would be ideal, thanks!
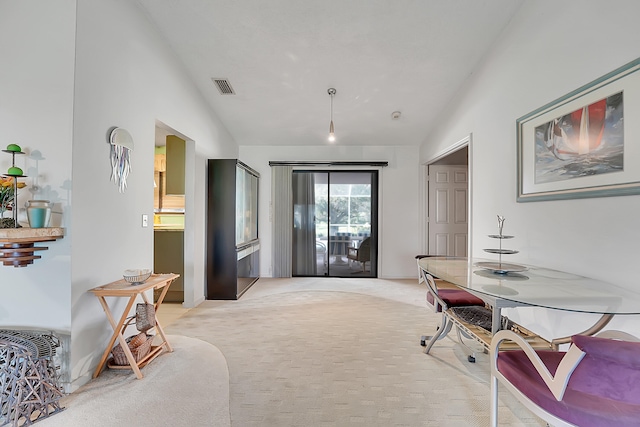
[212,78,235,95]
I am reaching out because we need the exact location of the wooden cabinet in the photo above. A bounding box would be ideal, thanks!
[153,229,184,302]
[165,136,185,195]
[154,153,166,172]
[154,148,184,211]
[206,159,260,300]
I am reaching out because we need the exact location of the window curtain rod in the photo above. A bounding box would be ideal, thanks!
[268,161,388,167]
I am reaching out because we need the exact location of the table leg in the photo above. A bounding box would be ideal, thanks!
[331,240,347,264]
[93,295,144,379]
[491,306,502,335]
[423,314,454,354]
[550,313,614,350]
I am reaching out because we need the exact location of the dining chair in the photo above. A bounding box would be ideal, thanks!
[347,237,371,272]
[490,329,640,427]
[316,240,327,271]
[417,261,486,362]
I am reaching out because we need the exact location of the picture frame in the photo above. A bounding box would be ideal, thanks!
[517,57,640,202]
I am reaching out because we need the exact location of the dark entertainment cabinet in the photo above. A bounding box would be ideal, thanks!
[206,159,260,299]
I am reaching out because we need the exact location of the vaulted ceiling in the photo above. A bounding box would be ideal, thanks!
[136,0,524,147]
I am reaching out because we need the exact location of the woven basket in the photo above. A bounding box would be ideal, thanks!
[135,303,156,332]
[111,333,152,366]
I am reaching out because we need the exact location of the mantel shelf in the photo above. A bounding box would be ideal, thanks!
[0,227,64,267]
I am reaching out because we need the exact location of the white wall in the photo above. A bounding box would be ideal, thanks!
[70,0,237,389]
[0,0,76,382]
[239,145,420,279]
[420,0,640,339]
[1,0,237,391]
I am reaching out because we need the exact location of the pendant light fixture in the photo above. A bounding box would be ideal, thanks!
[327,88,336,142]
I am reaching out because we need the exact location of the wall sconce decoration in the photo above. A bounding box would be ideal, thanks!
[108,127,134,193]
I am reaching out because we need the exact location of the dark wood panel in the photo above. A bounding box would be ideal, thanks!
[153,229,184,302]
[206,159,260,300]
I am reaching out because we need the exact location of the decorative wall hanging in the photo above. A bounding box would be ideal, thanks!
[517,57,640,202]
[108,127,134,193]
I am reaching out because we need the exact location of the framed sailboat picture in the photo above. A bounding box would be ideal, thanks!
[517,57,640,202]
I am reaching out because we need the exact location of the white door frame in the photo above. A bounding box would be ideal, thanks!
[421,134,473,258]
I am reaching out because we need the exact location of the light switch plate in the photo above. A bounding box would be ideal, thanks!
[142,214,148,227]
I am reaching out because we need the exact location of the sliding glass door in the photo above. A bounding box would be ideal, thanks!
[292,171,378,277]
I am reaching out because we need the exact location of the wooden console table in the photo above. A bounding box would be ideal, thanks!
[90,273,179,379]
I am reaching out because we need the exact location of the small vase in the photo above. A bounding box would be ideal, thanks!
[26,200,52,228]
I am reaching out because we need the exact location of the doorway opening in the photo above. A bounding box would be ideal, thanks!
[153,124,187,303]
[292,170,378,278]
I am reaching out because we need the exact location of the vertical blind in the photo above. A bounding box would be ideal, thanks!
[292,172,317,275]
[271,165,293,277]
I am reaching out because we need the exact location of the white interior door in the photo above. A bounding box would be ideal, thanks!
[428,165,468,256]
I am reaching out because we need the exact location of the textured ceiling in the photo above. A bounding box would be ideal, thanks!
[136,0,523,147]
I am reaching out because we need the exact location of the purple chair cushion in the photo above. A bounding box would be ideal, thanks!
[427,288,484,312]
[572,334,640,369]
[568,335,640,407]
[497,336,640,426]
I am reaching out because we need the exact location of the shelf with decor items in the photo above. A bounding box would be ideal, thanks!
[0,227,64,267]
[1,143,63,267]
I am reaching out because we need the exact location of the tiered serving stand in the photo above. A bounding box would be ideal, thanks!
[476,216,527,274]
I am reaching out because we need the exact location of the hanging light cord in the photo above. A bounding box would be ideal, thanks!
[328,88,336,142]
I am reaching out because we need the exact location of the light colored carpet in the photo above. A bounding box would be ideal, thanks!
[37,335,230,427]
[37,277,545,426]
[166,277,545,426]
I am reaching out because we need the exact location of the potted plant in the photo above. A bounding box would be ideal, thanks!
[0,176,26,228]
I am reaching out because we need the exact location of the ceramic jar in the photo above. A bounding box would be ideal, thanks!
[26,200,51,228]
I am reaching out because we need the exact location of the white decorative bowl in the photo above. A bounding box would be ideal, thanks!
[123,269,152,285]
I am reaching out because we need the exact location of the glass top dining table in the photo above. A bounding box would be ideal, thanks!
[418,257,640,315]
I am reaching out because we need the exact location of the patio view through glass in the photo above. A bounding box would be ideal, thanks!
[292,171,378,277]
